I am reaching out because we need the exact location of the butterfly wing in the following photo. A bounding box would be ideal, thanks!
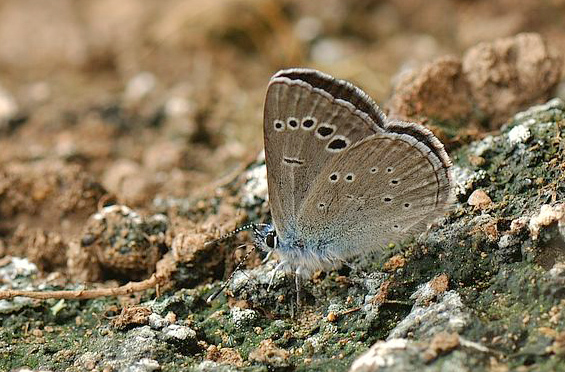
[264,69,386,242]
[296,121,453,261]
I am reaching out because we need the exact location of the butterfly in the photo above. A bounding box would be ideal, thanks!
[256,68,453,279]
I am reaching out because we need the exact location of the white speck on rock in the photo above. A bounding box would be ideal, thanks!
[388,291,470,340]
[0,85,18,125]
[192,360,238,372]
[529,204,565,240]
[92,205,142,224]
[410,280,441,306]
[507,124,531,145]
[452,166,487,197]
[349,338,409,372]
[231,306,258,328]
[241,162,268,207]
[124,72,156,104]
[470,136,495,157]
[162,324,196,341]
[124,358,160,372]
[498,234,514,249]
[513,98,564,121]
[0,257,38,281]
[164,96,192,118]
[148,313,170,330]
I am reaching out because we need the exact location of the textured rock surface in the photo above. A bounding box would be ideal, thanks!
[2,99,565,371]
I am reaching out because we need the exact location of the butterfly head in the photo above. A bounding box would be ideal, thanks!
[253,224,278,252]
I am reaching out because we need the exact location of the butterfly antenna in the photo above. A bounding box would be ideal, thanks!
[204,223,270,247]
[206,244,256,304]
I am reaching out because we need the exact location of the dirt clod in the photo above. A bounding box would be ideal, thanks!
[463,33,562,127]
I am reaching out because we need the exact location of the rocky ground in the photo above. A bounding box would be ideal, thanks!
[1,1,565,371]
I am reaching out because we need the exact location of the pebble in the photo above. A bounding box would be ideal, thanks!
[124,72,156,104]
[0,85,18,126]
[468,189,493,209]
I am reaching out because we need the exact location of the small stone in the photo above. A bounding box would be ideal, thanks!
[206,345,244,368]
[310,38,348,64]
[248,339,290,367]
[468,155,485,167]
[0,85,18,126]
[391,291,470,339]
[124,72,156,104]
[31,328,43,337]
[498,234,516,249]
[507,124,531,145]
[509,217,529,234]
[240,162,268,207]
[162,324,196,342]
[326,311,338,322]
[124,358,160,372]
[164,96,192,118]
[349,339,409,372]
[294,17,322,42]
[468,189,493,209]
[111,306,152,330]
[72,205,167,281]
[230,307,258,328]
[148,313,169,330]
[410,274,449,306]
[429,274,449,294]
[383,254,406,271]
[529,204,565,240]
[422,332,460,362]
[164,311,177,324]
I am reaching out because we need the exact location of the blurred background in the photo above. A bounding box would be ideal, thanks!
[0,0,564,271]
[1,0,564,202]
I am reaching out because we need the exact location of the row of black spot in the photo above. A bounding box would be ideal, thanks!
[274,118,349,151]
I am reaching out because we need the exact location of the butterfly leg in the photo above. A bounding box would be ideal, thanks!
[261,250,273,264]
[295,274,302,307]
[267,261,285,292]
[295,267,303,307]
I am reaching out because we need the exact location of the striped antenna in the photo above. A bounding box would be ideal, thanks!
[205,223,271,303]
[206,244,256,303]
[204,223,270,247]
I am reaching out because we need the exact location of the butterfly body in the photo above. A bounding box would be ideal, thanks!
[260,69,453,278]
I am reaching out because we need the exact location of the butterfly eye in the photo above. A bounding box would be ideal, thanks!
[265,231,277,249]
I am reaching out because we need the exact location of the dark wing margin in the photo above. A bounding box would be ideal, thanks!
[271,68,387,130]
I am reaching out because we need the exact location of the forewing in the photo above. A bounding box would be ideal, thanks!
[264,69,385,241]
